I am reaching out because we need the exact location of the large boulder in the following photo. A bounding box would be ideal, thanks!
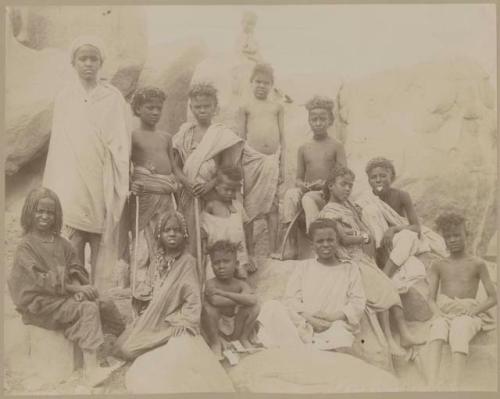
[336,58,496,256]
[5,6,147,176]
[228,347,400,393]
[136,39,207,135]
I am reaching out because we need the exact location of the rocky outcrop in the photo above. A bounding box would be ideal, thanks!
[5,6,147,176]
[136,39,207,135]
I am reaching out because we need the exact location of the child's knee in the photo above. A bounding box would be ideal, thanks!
[428,317,449,342]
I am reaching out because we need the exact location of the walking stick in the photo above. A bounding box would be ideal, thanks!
[193,196,204,285]
[132,194,139,301]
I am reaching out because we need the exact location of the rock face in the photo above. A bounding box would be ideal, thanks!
[5,6,147,176]
[136,39,207,135]
[335,58,496,257]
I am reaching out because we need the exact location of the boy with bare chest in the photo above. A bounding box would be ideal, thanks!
[129,87,180,312]
[281,96,346,259]
[425,212,497,389]
[238,63,285,259]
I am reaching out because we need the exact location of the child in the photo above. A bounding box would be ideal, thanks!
[426,212,497,389]
[257,218,366,352]
[114,211,202,360]
[319,166,424,356]
[130,87,180,314]
[8,187,126,387]
[358,157,448,292]
[173,83,244,275]
[201,241,260,360]
[281,95,346,259]
[202,166,255,280]
[237,63,285,259]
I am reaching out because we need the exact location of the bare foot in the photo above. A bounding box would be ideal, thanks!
[388,340,408,357]
[84,366,113,387]
[210,342,224,361]
[269,252,282,260]
[245,260,258,274]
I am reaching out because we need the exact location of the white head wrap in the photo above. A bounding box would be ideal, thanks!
[70,35,106,64]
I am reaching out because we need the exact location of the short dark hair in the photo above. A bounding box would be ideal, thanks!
[250,63,274,83]
[21,187,63,235]
[365,157,396,181]
[216,166,243,184]
[323,166,356,201]
[188,82,218,107]
[308,218,338,240]
[207,240,239,259]
[131,86,166,117]
[435,212,467,235]
[305,95,334,123]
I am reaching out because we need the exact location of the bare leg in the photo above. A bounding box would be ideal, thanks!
[266,209,280,257]
[83,349,113,387]
[232,304,260,348]
[89,233,102,285]
[383,258,398,278]
[378,310,406,356]
[69,230,87,270]
[201,302,223,360]
[426,339,444,387]
[281,222,298,260]
[450,351,467,390]
[244,221,254,257]
[391,306,425,346]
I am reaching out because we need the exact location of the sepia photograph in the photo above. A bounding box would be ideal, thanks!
[2,2,498,395]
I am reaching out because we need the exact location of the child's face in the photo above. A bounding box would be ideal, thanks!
[214,176,239,203]
[312,227,337,262]
[368,166,393,194]
[442,225,466,254]
[328,175,354,203]
[73,45,102,82]
[34,197,56,234]
[160,218,185,251]
[210,250,237,280]
[137,98,163,127]
[308,108,332,136]
[252,73,273,100]
[190,95,216,125]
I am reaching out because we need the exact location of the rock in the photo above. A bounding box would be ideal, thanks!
[5,6,147,176]
[136,39,207,135]
[228,347,400,393]
[336,58,496,257]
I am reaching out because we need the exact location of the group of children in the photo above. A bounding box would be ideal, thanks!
[8,43,497,391]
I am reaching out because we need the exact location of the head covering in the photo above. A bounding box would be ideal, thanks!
[70,35,106,64]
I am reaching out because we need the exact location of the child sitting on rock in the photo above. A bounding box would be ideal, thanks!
[201,240,260,360]
[202,166,254,280]
[425,212,497,389]
[8,187,126,387]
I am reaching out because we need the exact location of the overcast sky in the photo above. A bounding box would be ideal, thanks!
[147,4,496,85]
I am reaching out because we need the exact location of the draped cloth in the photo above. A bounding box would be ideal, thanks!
[43,78,131,292]
[131,167,179,301]
[113,252,201,360]
[172,122,244,278]
[8,234,125,350]
[242,144,280,221]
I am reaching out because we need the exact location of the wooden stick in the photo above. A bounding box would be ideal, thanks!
[132,194,139,299]
[279,209,303,260]
[193,196,204,284]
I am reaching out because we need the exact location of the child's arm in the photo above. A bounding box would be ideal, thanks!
[277,103,286,184]
[171,142,195,196]
[427,261,444,318]
[295,146,308,192]
[468,260,497,316]
[335,221,369,247]
[212,281,258,306]
[236,105,248,140]
[205,280,238,307]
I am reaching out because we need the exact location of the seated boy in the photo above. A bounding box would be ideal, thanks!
[201,240,260,360]
[257,218,366,352]
[426,212,497,389]
[281,96,346,259]
[237,63,285,259]
[130,87,180,314]
[8,188,126,387]
[358,157,448,291]
[202,166,254,280]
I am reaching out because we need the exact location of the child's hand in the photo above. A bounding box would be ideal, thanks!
[464,308,479,317]
[309,317,331,333]
[192,181,214,197]
[77,285,99,301]
[205,285,218,298]
[308,180,324,191]
[171,326,186,337]
[131,181,145,195]
[382,228,396,251]
[74,292,85,302]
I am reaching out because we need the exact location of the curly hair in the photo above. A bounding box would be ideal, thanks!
[21,187,63,235]
[131,86,167,117]
[216,166,243,185]
[250,63,274,83]
[188,82,218,107]
[365,157,396,181]
[155,210,189,242]
[323,166,356,201]
[435,211,467,235]
[308,218,338,240]
[305,95,334,123]
[207,240,239,259]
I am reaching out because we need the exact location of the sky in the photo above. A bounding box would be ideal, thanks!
[146,4,496,85]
